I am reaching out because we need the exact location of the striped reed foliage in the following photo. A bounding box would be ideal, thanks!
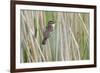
[20,10,89,63]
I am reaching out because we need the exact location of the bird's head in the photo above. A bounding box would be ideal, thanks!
[48,21,55,30]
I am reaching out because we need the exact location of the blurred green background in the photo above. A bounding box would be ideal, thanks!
[20,10,89,63]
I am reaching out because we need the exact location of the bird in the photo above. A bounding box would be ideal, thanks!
[42,21,55,45]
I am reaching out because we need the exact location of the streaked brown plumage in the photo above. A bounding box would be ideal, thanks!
[42,21,55,45]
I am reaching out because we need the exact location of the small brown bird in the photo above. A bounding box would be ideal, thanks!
[42,21,55,45]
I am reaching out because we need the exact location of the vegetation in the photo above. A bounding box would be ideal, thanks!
[20,10,89,63]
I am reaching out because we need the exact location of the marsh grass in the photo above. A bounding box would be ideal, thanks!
[20,10,89,63]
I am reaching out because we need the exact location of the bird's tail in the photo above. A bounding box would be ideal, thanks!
[42,38,47,45]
